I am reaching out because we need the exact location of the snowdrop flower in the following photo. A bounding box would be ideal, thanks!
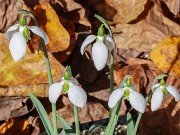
[5,15,49,61]
[151,79,180,111]
[80,25,115,71]
[49,71,87,108]
[108,79,146,113]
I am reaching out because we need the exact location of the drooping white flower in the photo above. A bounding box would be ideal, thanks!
[108,80,146,113]
[80,25,115,71]
[151,79,180,111]
[48,72,87,108]
[5,16,49,61]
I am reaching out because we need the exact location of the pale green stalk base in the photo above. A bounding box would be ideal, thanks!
[133,87,153,135]
[52,103,58,135]
[74,106,80,135]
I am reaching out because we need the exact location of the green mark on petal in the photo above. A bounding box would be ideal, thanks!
[162,87,168,96]
[63,82,69,94]
[20,15,27,26]
[97,25,105,37]
[23,27,31,41]
[126,79,132,87]
[124,89,130,99]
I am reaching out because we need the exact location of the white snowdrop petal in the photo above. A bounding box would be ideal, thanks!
[152,83,160,93]
[80,35,96,55]
[5,24,20,40]
[151,88,163,111]
[129,89,146,113]
[131,83,137,91]
[28,26,49,45]
[48,82,64,103]
[70,77,79,85]
[104,35,115,51]
[108,88,125,108]
[92,41,108,71]
[166,85,180,101]
[68,83,87,108]
[9,32,26,61]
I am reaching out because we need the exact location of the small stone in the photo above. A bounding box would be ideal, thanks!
[100,131,105,135]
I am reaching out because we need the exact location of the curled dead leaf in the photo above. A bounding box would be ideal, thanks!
[0,0,30,32]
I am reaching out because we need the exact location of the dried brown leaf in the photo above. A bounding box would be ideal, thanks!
[160,0,180,16]
[0,118,30,135]
[0,97,32,121]
[0,0,30,32]
[114,0,180,52]
[86,0,147,24]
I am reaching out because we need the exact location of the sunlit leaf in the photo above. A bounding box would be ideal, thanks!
[0,33,64,86]
[0,118,30,135]
[33,1,70,52]
[150,36,180,77]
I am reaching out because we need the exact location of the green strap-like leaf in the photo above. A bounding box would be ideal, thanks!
[127,112,134,135]
[29,94,54,135]
[89,124,105,133]
[57,115,75,135]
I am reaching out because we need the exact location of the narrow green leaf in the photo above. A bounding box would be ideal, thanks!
[29,94,53,135]
[57,115,75,135]
[127,112,134,135]
[89,124,105,133]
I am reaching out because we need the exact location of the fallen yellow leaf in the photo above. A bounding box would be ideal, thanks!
[0,33,64,86]
[33,1,70,52]
[150,36,180,77]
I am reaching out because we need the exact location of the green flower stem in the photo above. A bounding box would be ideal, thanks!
[132,74,167,135]
[40,38,53,85]
[110,51,114,94]
[133,90,152,135]
[52,103,58,135]
[22,10,56,134]
[74,105,80,135]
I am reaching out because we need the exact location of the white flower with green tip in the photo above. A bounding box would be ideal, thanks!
[151,79,180,111]
[5,15,49,61]
[108,80,146,113]
[80,25,115,71]
[48,72,87,108]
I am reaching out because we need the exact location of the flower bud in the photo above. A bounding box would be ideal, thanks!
[20,15,27,26]
[97,25,105,37]
[64,71,70,80]
[160,78,166,86]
